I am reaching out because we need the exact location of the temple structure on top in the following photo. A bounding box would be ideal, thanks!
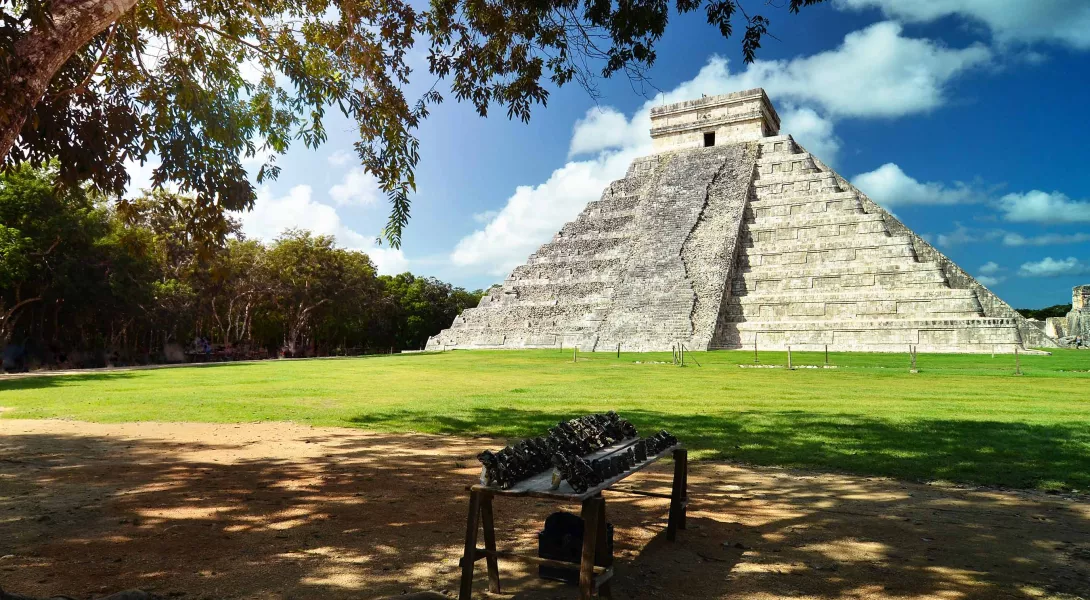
[428,89,1059,353]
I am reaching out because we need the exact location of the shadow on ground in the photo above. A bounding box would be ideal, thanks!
[1,421,1088,599]
[351,407,1090,491]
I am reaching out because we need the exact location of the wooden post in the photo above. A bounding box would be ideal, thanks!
[825,344,829,366]
[787,345,792,370]
[579,495,603,600]
[667,448,688,541]
[480,494,501,594]
[573,347,578,363]
[753,336,759,364]
[1015,346,1022,376]
[617,343,621,358]
[459,491,483,600]
[680,343,685,367]
[910,345,918,373]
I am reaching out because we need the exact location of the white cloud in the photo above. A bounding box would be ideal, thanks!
[328,167,384,206]
[834,0,1090,49]
[935,224,1004,248]
[451,148,641,275]
[1018,257,1090,278]
[568,107,647,158]
[979,261,1002,275]
[996,190,1090,224]
[976,275,1006,287]
[934,226,1090,248]
[1002,232,1090,246]
[452,23,993,275]
[240,184,408,274]
[472,210,499,224]
[852,163,980,207]
[730,22,991,118]
[327,149,354,167]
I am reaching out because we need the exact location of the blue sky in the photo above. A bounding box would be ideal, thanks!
[138,0,1090,309]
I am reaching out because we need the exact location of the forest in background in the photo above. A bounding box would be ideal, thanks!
[0,164,483,370]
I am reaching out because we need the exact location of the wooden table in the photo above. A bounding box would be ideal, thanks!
[458,439,688,600]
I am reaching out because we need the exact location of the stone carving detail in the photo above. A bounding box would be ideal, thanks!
[427,89,1040,353]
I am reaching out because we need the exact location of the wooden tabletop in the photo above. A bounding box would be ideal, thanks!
[470,439,682,501]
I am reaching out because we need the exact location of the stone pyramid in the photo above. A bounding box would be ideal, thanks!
[428,89,1057,353]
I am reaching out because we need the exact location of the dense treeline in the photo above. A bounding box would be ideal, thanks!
[0,165,482,370]
[1016,305,1072,321]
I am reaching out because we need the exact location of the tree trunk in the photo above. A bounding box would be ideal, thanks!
[0,0,139,161]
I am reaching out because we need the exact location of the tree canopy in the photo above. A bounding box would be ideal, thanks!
[1,0,825,247]
[0,164,482,369]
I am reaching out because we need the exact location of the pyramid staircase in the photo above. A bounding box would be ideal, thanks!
[712,135,1024,352]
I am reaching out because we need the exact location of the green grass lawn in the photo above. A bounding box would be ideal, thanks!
[2,349,1089,491]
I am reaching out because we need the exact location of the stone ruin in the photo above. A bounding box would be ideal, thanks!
[1043,285,1090,346]
[428,89,1059,353]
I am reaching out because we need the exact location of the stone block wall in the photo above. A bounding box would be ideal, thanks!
[428,89,1049,354]
[711,135,1035,353]
[426,144,757,352]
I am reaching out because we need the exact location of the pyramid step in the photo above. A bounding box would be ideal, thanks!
[758,135,799,156]
[754,172,841,198]
[560,214,635,236]
[716,317,1022,352]
[738,260,943,280]
[746,210,884,230]
[734,265,949,294]
[535,236,627,257]
[507,275,618,287]
[728,287,977,304]
[511,258,623,280]
[586,194,640,214]
[526,250,629,266]
[755,152,819,179]
[746,232,911,253]
[741,243,916,268]
[743,215,888,242]
[723,296,983,321]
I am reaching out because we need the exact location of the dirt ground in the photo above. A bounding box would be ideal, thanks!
[0,420,1087,600]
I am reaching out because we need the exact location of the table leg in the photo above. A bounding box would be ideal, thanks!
[579,495,602,600]
[480,493,501,594]
[679,448,688,531]
[595,496,613,600]
[667,448,688,541]
[459,490,482,600]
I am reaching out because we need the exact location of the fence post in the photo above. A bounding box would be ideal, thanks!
[910,345,918,373]
[787,345,792,370]
[573,347,578,363]
[753,336,759,364]
[680,343,685,367]
[1015,346,1022,376]
[825,344,829,366]
[617,343,621,359]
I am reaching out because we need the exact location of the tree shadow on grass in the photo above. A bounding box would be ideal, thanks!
[349,407,1090,491]
[2,426,1087,599]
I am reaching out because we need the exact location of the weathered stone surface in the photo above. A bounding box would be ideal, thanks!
[1052,285,1090,345]
[428,89,1053,353]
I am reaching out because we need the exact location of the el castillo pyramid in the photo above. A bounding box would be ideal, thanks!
[428,89,1057,353]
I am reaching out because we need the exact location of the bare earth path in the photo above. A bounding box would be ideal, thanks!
[1,420,1087,600]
